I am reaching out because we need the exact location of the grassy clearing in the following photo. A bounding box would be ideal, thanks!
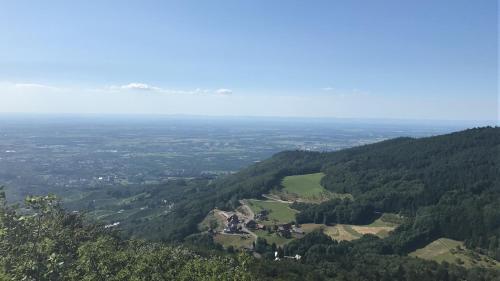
[343,225,363,238]
[324,225,360,241]
[349,225,394,238]
[282,173,326,198]
[253,230,291,246]
[245,199,298,224]
[301,224,359,241]
[301,223,396,241]
[278,173,352,202]
[409,238,500,269]
[366,213,404,227]
[213,233,254,249]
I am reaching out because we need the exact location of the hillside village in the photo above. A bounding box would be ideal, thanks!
[219,211,303,239]
[201,173,399,253]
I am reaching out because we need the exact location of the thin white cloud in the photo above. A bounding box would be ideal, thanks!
[108,83,229,96]
[215,88,232,95]
[14,83,61,91]
[0,81,496,121]
[322,87,334,91]
[120,83,160,91]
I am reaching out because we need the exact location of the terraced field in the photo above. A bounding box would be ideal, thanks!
[410,238,500,269]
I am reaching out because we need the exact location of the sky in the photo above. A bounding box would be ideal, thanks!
[0,0,498,122]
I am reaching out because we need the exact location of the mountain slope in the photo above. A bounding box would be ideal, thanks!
[210,127,500,257]
[74,127,499,259]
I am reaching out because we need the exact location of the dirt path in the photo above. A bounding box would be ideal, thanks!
[261,194,293,203]
[238,200,255,219]
[240,225,257,239]
[236,201,258,239]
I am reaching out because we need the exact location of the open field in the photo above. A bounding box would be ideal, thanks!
[301,222,397,241]
[409,238,500,269]
[282,173,326,198]
[245,199,298,224]
[253,230,292,246]
[213,233,255,249]
[277,173,352,202]
[302,224,359,241]
[350,225,394,238]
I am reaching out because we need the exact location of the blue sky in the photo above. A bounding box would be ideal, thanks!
[0,0,497,121]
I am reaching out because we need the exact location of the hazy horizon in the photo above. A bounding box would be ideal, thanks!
[1,1,498,121]
[0,111,496,126]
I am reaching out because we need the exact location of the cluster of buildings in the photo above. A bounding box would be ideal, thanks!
[244,219,266,231]
[255,210,268,220]
[273,223,304,238]
[223,214,242,233]
[220,210,304,241]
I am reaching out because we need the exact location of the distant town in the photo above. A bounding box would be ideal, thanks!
[0,116,458,202]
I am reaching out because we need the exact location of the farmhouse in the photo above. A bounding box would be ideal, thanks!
[277,223,292,238]
[255,210,269,220]
[245,220,266,230]
[245,219,257,229]
[223,214,240,233]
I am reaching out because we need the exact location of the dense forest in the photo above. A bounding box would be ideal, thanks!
[2,127,499,280]
[0,189,254,281]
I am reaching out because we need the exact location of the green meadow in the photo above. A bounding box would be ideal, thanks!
[410,238,500,269]
[245,199,298,224]
[280,172,351,202]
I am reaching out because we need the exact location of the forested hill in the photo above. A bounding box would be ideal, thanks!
[217,126,499,208]
[212,126,500,253]
[130,126,499,252]
[214,126,498,211]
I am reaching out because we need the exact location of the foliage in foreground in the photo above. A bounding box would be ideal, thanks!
[0,188,253,281]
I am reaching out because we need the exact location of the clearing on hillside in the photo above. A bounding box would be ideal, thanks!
[409,238,500,269]
[213,233,255,249]
[253,230,291,246]
[365,213,404,227]
[198,209,227,232]
[301,214,398,241]
[301,224,359,241]
[349,225,394,238]
[278,172,351,202]
[245,199,298,224]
